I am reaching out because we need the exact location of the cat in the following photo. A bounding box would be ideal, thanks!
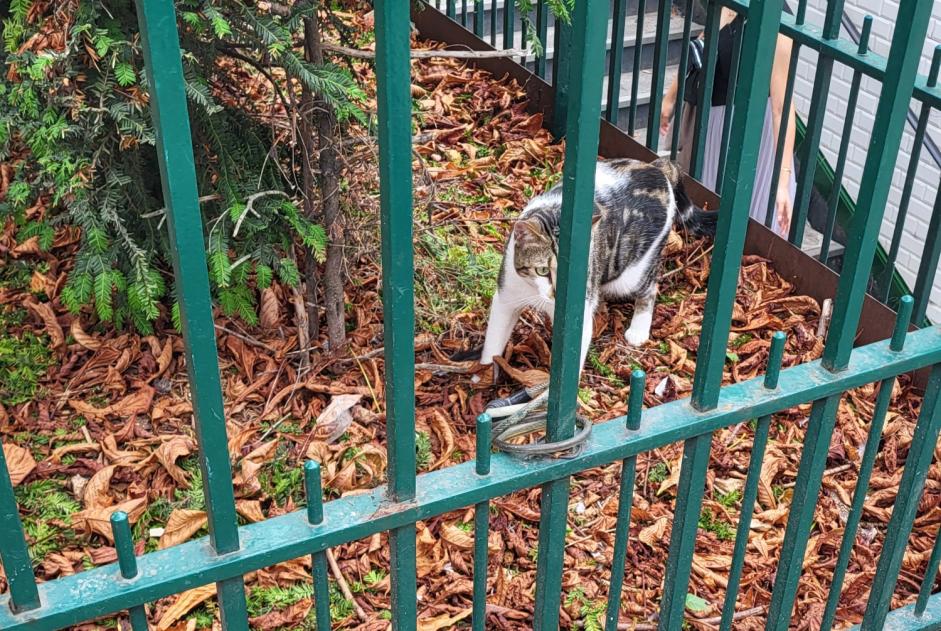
[463,157,716,375]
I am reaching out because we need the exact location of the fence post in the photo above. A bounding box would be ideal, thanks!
[133,0,250,626]
[375,0,418,628]
[767,0,934,625]
[657,0,784,628]
[532,1,608,627]
[0,446,41,613]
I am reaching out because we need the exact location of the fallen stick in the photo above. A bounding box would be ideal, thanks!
[326,549,368,622]
[323,42,528,59]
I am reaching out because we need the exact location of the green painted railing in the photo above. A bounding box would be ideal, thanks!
[2,1,941,630]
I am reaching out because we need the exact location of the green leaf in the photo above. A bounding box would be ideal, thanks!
[209,250,232,287]
[93,272,114,321]
[277,258,300,287]
[115,62,136,87]
[255,264,274,289]
[685,593,709,613]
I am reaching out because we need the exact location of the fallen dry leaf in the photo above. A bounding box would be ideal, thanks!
[2,443,36,486]
[158,509,207,549]
[83,465,116,510]
[440,522,474,550]
[74,497,147,542]
[25,300,64,348]
[313,393,362,444]
[156,584,216,631]
[417,608,472,631]
[69,386,155,419]
[639,516,669,548]
[155,437,195,486]
[493,355,549,387]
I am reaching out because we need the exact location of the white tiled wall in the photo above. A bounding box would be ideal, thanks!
[789,0,941,322]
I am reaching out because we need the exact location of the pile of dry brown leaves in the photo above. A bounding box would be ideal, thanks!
[1,8,939,631]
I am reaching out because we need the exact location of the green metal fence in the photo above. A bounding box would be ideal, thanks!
[1,0,941,629]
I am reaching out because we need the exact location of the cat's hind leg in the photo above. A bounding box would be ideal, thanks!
[479,289,523,365]
[578,298,599,374]
[625,284,657,347]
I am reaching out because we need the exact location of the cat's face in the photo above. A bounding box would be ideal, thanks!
[512,219,558,301]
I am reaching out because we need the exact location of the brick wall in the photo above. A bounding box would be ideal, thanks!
[788,0,941,322]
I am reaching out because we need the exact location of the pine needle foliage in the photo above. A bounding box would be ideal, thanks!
[1,0,361,331]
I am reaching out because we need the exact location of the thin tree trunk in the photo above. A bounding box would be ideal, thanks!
[300,18,321,349]
[305,10,346,352]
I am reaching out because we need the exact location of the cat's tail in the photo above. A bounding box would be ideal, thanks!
[677,205,718,237]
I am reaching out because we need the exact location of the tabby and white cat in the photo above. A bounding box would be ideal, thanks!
[473,157,716,374]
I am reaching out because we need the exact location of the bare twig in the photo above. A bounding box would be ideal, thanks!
[326,549,368,622]
[214,324,270,350]
[661,244,715,280]
[322,42,528,59]
[232,190,288,237]
[783,463,853,488]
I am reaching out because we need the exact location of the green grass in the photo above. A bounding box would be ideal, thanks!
[698,508,735,541]
[587,350,626,387]
[566,588,605,631]
[260,446,305,505]
[731,333,753,348]
[416,431,433,470]
[716,489,742,508]
[416,227,502,332]
[0,320,53,406]
[247,583,313,617]
[14,480,81,562]
[648,462,669,485]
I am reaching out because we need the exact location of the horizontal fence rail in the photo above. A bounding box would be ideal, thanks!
[2,0,941,630]
[3,325,941,629]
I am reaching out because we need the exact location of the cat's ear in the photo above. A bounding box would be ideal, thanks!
[513,219,547,244]
[591,213,602,227]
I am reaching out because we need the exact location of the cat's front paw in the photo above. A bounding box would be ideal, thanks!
[624,328,650,347]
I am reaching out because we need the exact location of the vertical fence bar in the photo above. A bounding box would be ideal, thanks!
[819,298,914,631]
[763,0,807,228]
[713,21,744,195]
[646,0,673,151]
[532,2,608,627]
[878,47,941,301]
[133,1,250,627]
[719,332,786,631]
[535,0,548,78]
[819,17,871,263]
[916,522,941,617]
[502,0,515,51]
[447,0,456,20]
[606,0,628,124]
[689,0,720,179]
[627,0,646,136]
[786,0,845,246]
[375,0,418,628]
[670,0,695,159]
[304,462,331,631]
[912,187,941,327]
[474,0,484,37]
[0,445,41,613]
[461,0,468,26]
[861,363,941,630]
[551,20,572,137]
[490,0,497,45]
[472,415,492,631]
[604,371,646,628]
[110,512,149,631]
[767,2,934,626]
[658,2,785,629]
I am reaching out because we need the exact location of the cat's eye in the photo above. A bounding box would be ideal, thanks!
[535,266,550,276]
